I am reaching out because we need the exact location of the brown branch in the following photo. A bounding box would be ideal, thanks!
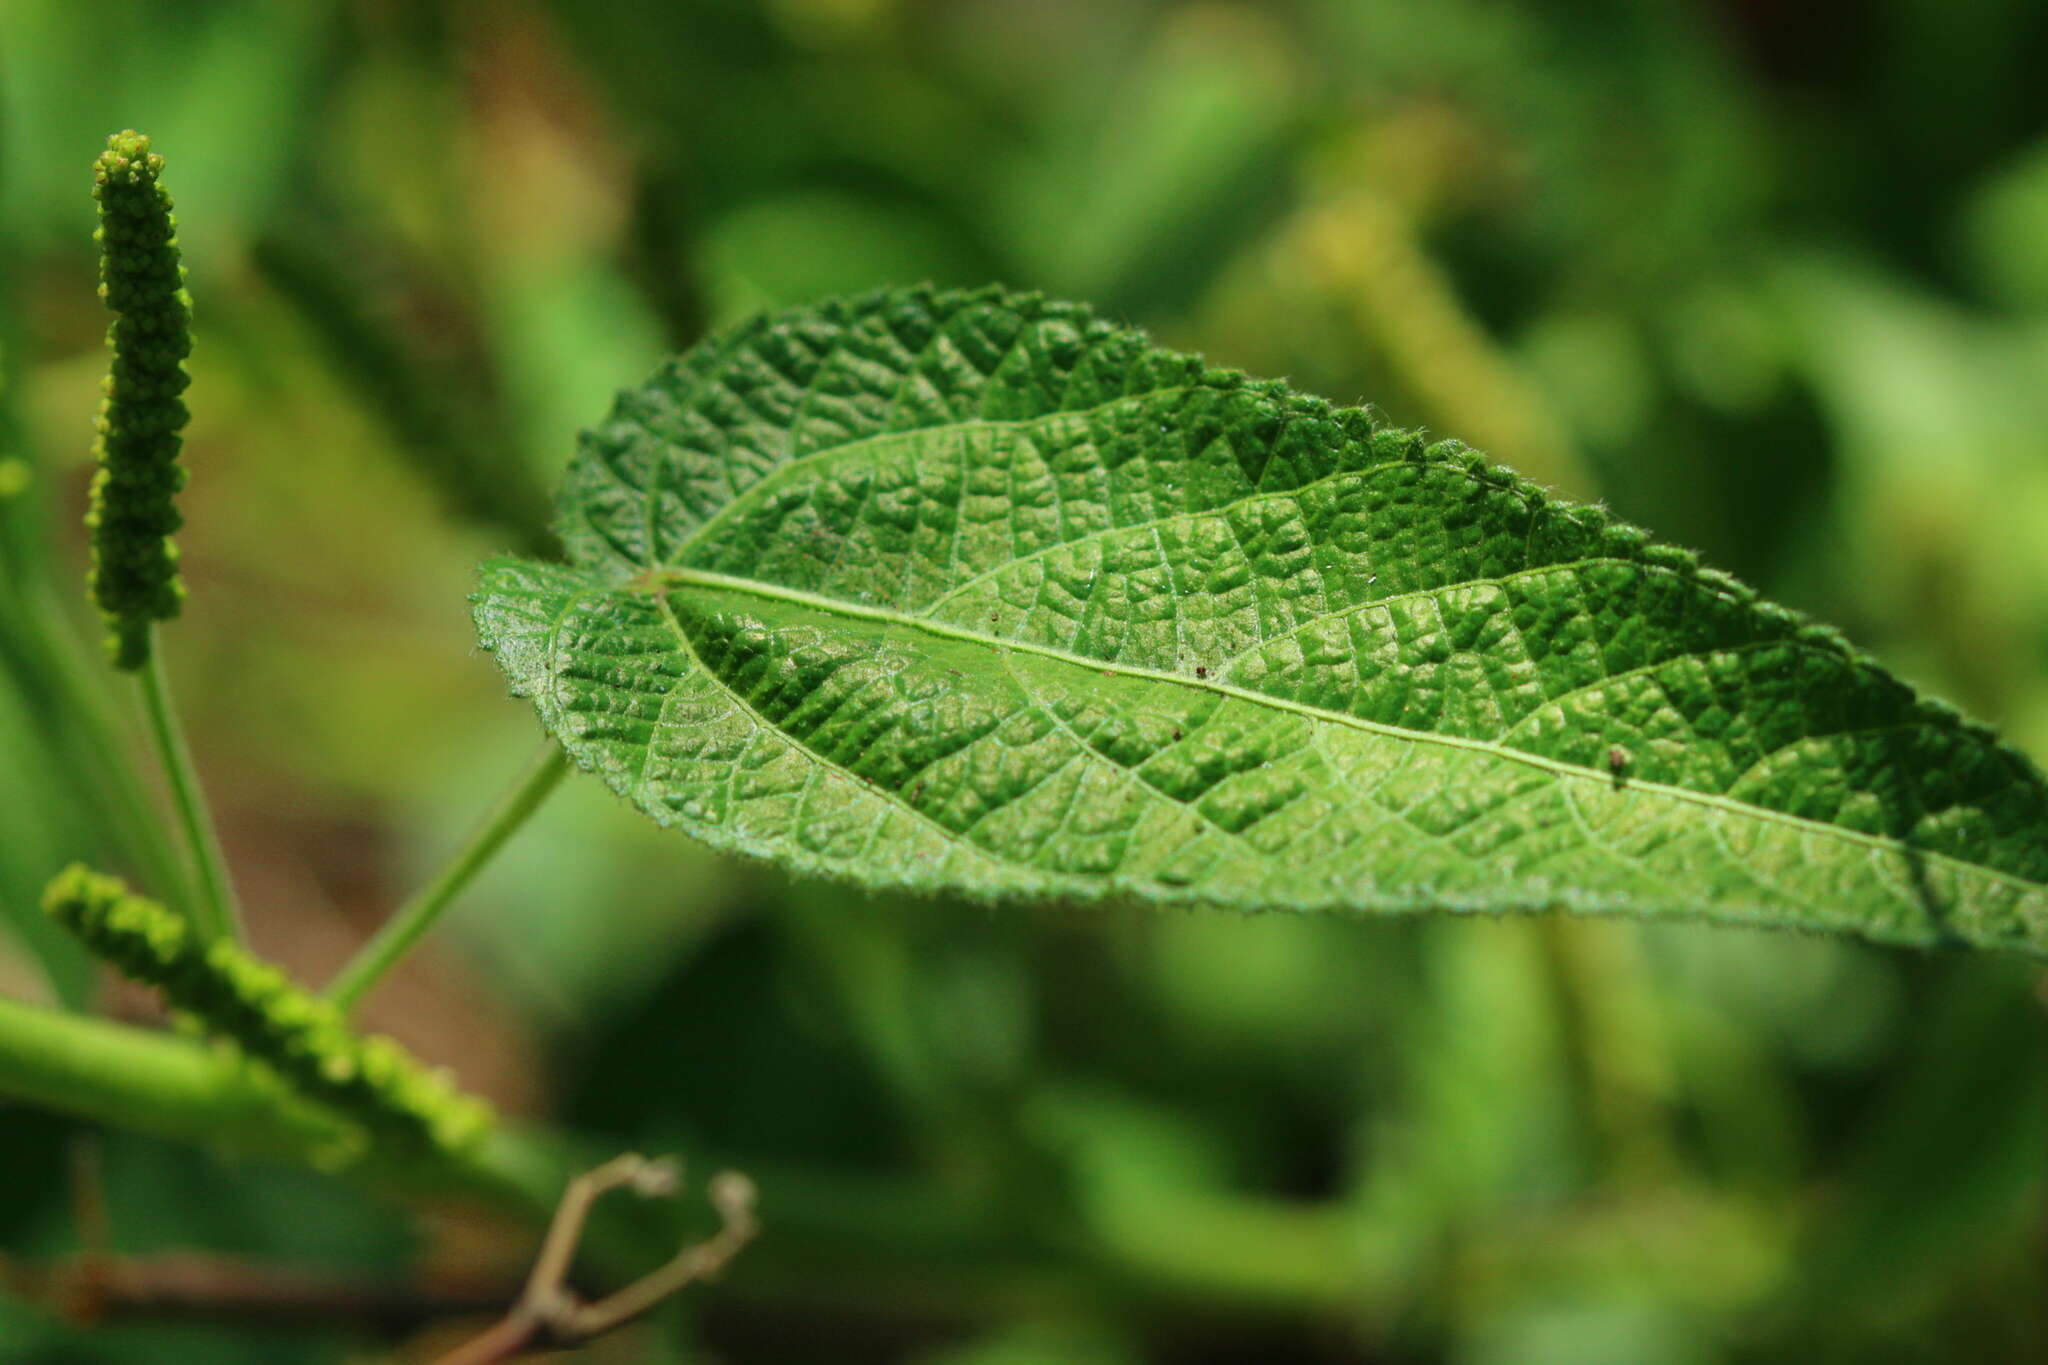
[435,1152,758,1365]
[68,1135,113,1262]
[0,1132,517,1336]
[0,1250,515,1335]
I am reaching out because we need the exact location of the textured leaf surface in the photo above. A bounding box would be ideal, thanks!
[474,286,2048,954]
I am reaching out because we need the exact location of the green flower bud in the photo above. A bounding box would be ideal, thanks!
[87,131,193,670]
[43,865,494,1155]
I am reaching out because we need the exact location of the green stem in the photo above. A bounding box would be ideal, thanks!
[326,743,570,1013]
[0,991,568,1225]
[137,632,241,944]
[0,993,690,1283]
[0,993,341,1160]
[17,578,195,919]
[0,995,1370,1316]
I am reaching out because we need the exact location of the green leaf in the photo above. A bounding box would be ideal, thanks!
[473,286,2048,955]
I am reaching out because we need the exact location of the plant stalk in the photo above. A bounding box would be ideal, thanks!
[0,994,1372,1317]
[0,994,341,1159]
[14,577,196,920]
[137,633,241,943]
[326,743,571,1012]
[0,991,578,1236]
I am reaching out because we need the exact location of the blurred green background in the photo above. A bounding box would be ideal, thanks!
[5,0,2048,1360]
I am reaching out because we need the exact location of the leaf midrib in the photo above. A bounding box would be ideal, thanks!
[643,584,1005,863]
[636,563,2035,894]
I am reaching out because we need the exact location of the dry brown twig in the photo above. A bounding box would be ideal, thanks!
[433,1153,758,1365]
[1,1248,516,1334]
[0,1133,513,1334]
[0,1146,756,1353]
[63,1134,115,1318]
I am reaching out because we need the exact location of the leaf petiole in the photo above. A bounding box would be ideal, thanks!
[326,742,571,1012]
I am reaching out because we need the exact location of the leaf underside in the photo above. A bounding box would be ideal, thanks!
[474,285,2048,956]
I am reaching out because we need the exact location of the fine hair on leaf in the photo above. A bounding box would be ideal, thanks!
[472,285,2048,957]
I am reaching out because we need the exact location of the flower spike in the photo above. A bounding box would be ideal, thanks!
[87,131,193,670]
[44,864,494,1156]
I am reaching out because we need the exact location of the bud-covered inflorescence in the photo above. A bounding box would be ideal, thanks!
[88,131,193,669]
[43,865,494,1155]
